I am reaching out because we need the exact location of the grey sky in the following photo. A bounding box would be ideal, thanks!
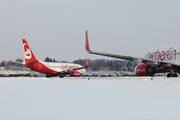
[1,0,180,62]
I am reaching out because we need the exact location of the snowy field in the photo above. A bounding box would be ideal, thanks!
[0,77,180,120]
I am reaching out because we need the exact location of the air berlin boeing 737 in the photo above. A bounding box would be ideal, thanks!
[22,39,88,78]
[85,31,180,77]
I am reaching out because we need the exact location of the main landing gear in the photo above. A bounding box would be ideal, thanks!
[166,69,178,77]
[58,73,64,78]
[167,73,178,78]
[46,74,64,78]
[46,74,51,78]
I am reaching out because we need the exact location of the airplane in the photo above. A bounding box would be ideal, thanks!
[0,60,11,70]
[85,30,180,78]
[20,39,88,78]
[4,59,10,68]
[4,59,30,70]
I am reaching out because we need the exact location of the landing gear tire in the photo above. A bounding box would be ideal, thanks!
[46,74,51,78]
[173,73,178,77]
[59,74,64,78]
[167,73,172,78]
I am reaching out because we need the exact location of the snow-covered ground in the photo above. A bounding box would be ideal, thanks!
[0,77,180,120]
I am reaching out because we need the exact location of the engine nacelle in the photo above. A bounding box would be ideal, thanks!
[135,63,156,76]
[72,71,82,77]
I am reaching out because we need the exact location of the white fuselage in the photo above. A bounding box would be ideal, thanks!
[142,44,180,65]
[41,61,86,74]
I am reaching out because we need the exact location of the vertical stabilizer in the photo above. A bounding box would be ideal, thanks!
[4,59,10,68]
[22,39,37,64]
[85,59,89,68]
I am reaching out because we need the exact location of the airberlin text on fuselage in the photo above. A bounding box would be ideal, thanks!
[60,64,79,70]
[147,47,176,61]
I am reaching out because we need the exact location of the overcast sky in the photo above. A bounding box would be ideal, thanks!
[1,0,180,62]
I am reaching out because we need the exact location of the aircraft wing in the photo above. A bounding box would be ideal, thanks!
[85,31,180,68]
[3,60,24,67]
[11,60,39,66]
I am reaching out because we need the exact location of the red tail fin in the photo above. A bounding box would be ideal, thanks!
[4,59,10,68]
[22,39,37,64]
[85,59,89,68]
[85,30,92,52]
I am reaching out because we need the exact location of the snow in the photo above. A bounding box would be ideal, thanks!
[0,77,180,120]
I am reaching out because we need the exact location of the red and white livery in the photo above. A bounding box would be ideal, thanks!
[85,31,180,77]
[22,39,88,78]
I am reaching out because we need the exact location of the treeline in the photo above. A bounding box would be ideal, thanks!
[0,57,137,72]
[44,57,137,72]
[73,59,137,72]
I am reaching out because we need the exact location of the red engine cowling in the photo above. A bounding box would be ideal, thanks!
[135,63,156,76]
[72,71,82,77]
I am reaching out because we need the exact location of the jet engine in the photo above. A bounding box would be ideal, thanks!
[72,71,82,77]
[135,63,156,76]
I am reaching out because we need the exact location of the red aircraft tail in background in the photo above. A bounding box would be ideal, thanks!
[4,59,10,68]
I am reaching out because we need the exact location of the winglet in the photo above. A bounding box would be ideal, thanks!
[85,30,92,52]
[85,59,89,68]
[4,59,10,68]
